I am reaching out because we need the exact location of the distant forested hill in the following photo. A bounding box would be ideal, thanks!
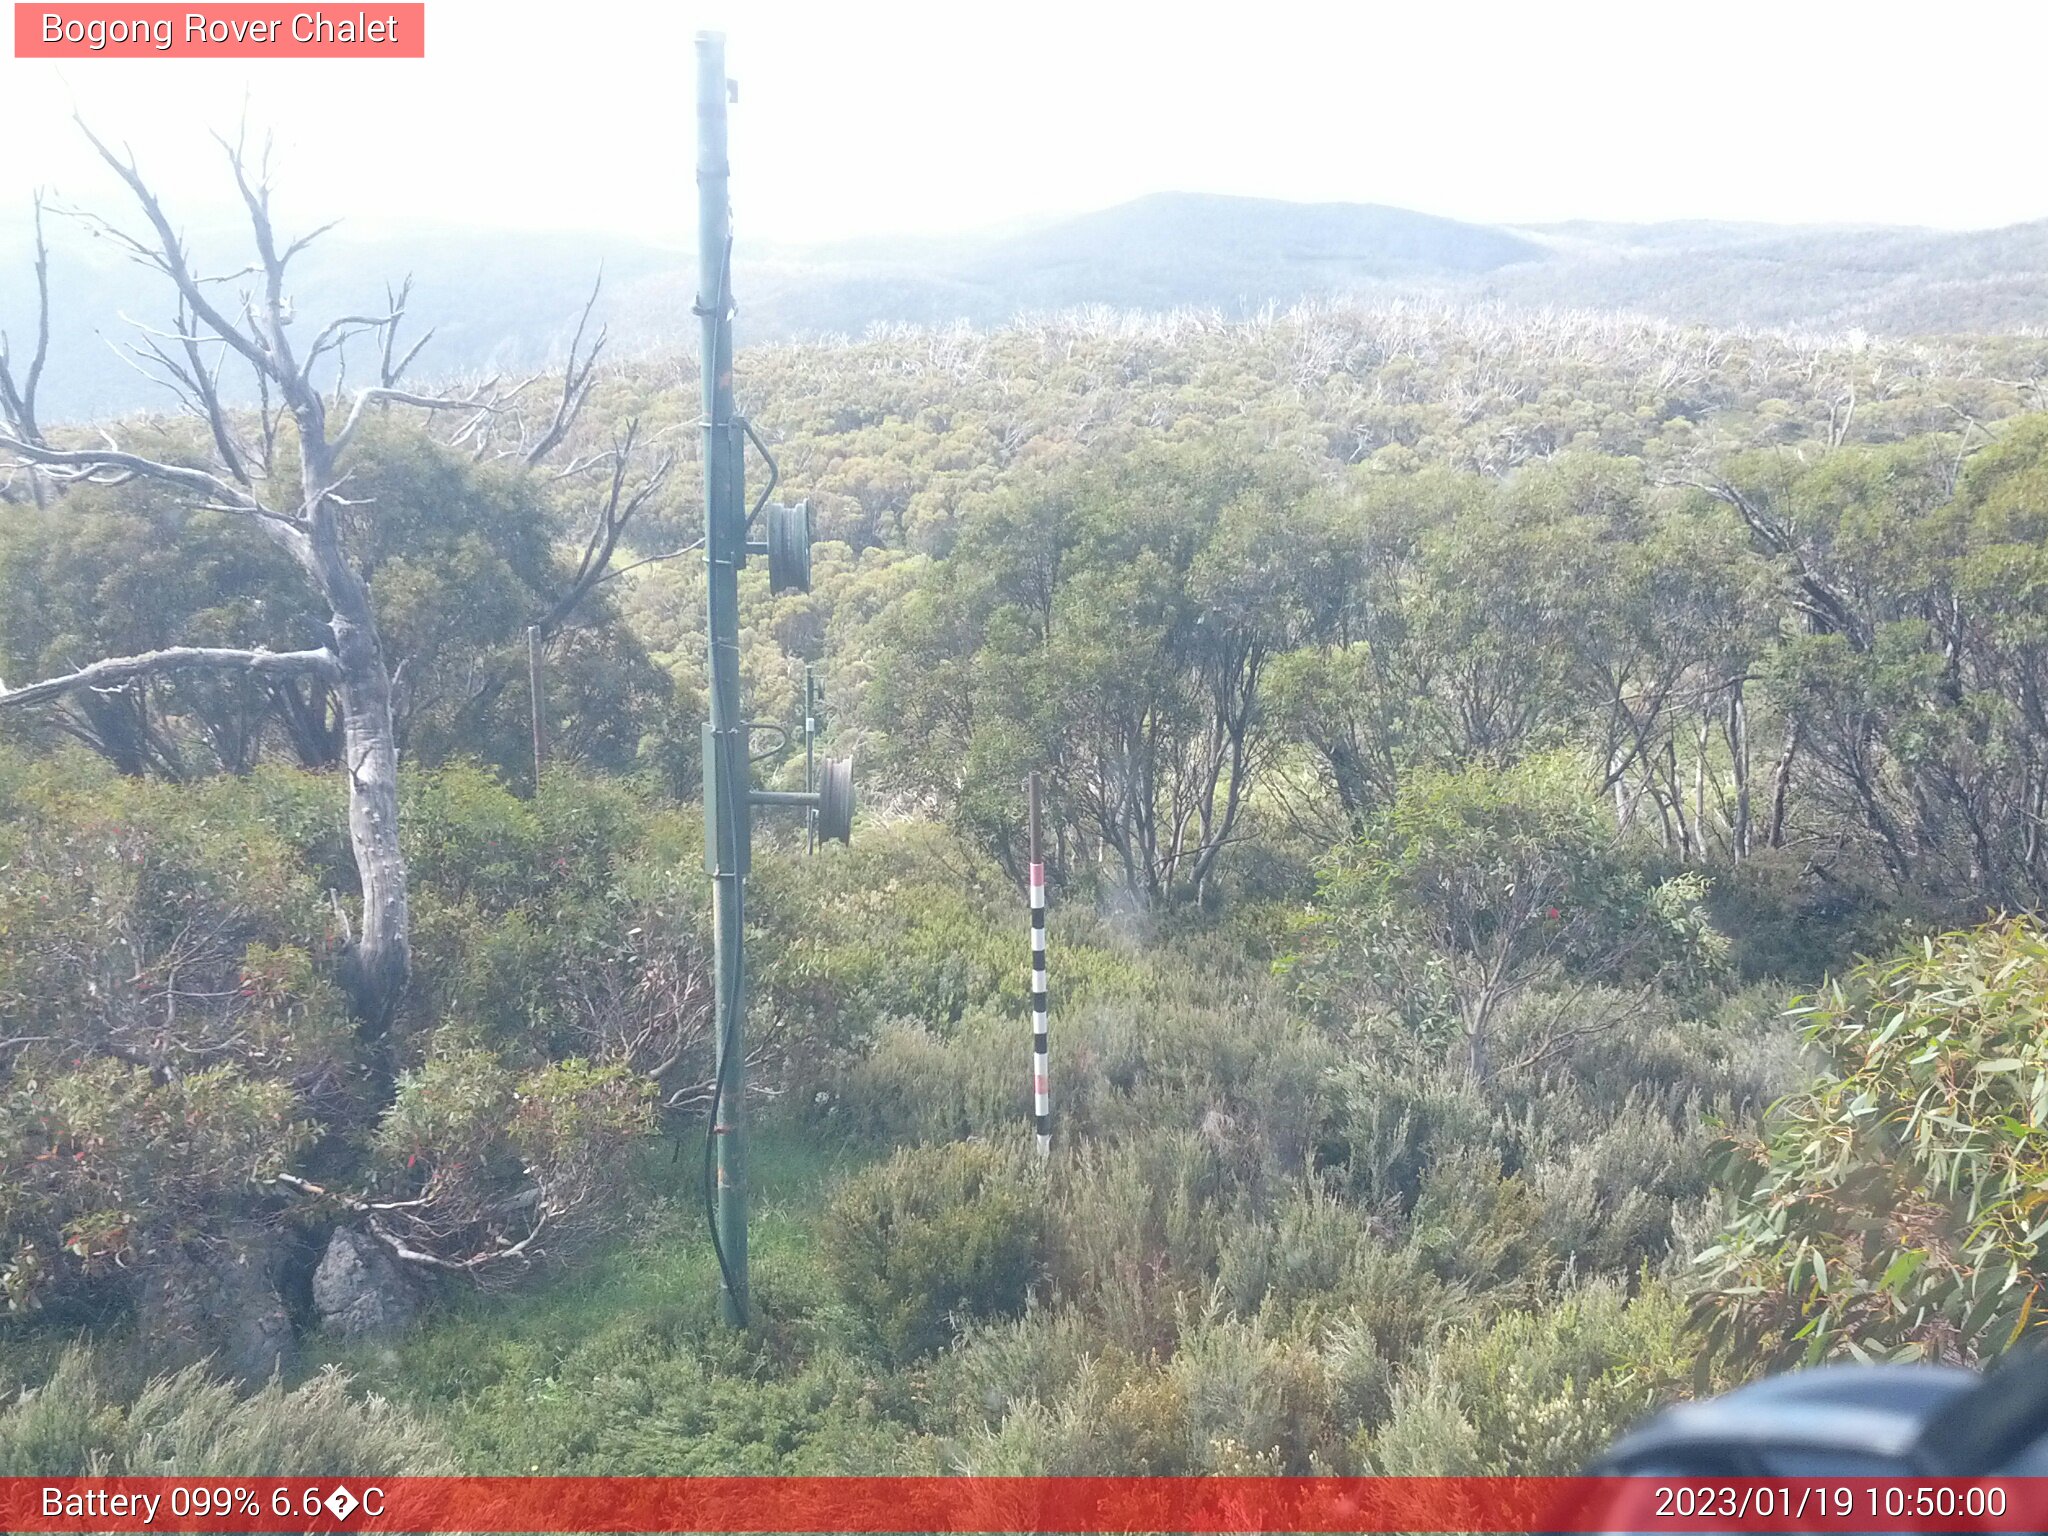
[735,194,1550,340]
[8,190,2048,419]
[1493,217,2048,333]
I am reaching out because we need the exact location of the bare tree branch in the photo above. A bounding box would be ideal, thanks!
[535,419,675,638]
[5,118,641,1037]
[272,1171,429,1214]
[378,277,434,388]
[521,270,607,467]
[0,645,339,711]
[303,308,401,378]
[72,118,276,381]
[176,295,253,483]
[214,124,310,392]
[274,1171,557,1274]
[0,189,51,453]
[0,432,282,521]
[593,537,705,587]
[279,218,343,270]
[333,382,503,461]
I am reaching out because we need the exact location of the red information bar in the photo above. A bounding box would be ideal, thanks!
[14,4,424,57]
[1,1476,2044,1533]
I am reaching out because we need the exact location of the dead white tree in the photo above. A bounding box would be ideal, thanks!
[0,192,51,509]
[0,124,587,1030]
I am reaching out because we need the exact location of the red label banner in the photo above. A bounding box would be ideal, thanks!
[14,4,424,57]
[0,1476,2042,1532]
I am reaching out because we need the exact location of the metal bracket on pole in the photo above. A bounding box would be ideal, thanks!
[749,758,854,845]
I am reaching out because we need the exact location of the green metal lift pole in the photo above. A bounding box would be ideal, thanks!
[696,29,749,1327]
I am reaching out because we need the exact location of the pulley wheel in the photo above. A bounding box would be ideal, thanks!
[767,499,813,594]
[816,756,854,844]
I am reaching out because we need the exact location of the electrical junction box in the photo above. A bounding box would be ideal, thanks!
[701,723,752,875]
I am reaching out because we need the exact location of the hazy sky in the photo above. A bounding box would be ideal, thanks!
[2,0,2044,247]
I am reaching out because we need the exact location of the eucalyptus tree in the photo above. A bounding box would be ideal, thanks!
[1304,753,1727,1082]
[1699,431,2048,909]
[868,442,1344,906]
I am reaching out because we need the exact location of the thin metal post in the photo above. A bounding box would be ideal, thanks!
[805,665,817,855]
[698,29,748,1327]
[1027,773,1049,1157]
[526,625,547,787]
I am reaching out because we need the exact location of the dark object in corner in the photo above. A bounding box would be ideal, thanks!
[1589,1348,2048,1477]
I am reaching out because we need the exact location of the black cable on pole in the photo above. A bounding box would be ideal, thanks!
[702,669,746,1318]
[698,225,747,1321]
[702,849,743,1310]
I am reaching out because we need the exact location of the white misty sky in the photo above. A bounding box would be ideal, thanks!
[1,0,2043,246]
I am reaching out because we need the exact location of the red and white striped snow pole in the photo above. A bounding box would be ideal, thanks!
[1027,772,1050,1157]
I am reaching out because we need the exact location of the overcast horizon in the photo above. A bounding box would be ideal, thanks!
[3,0,2047,250]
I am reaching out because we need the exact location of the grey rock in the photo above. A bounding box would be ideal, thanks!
[312,1225,420,1338]
[138,1230,297,1384]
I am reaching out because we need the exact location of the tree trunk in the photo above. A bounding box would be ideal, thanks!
[1464,1021,1490,1082]
[1728,682,1751,860]
[322,557,411,1031]
[1767,722,1800,850]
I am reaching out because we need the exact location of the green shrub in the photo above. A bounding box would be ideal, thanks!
[750,824,1023,1050]
[931,1305,1105,1433]
[749,822,1150,1096]
[834,1014,1030,1146]
[437,1348,930,1475]
[1296,753,1727,1081]
[1527,1097,1694,1274]
[1215,1181,1380,1327]
[1046,1131,1229,1354]
[403,762,547,910]
[1319,1312,1393,1434]
[2,1061,310,1311]
[1332,1060,1492,1216]
[367,1048,653,1273]
[821,1140,1045,1361]
[952,1305,1350,1475]
[1366,1280,1689,1474]
[1404,1145,1545,1295]
[1169,1308,1340,1473]
[0,1345,449,1475]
